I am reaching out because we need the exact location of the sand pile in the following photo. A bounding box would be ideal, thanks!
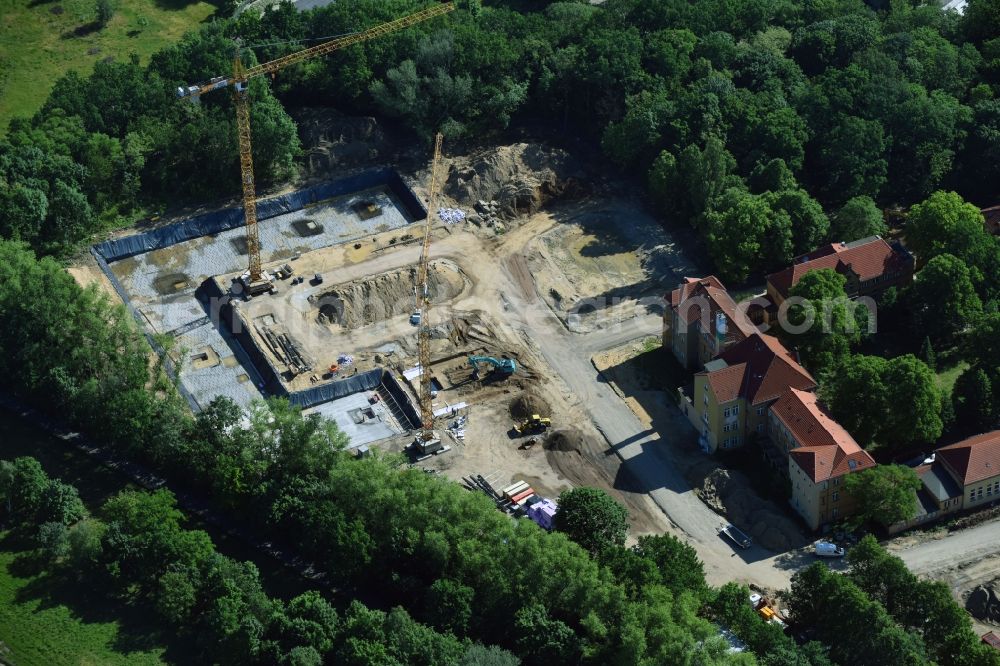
[510,393,553,420]
[314,260,465,328]
[447,143,584,219]
[696,467,805,552]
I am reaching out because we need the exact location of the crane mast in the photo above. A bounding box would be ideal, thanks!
[417,133,444,439]
[177,2,456,286]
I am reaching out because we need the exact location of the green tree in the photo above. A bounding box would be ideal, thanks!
[882,355,943,449]
[909,254,983,343]
[633,533,707,597]
[157,568,200,626]
[705,188,793,283]
[844,465,921,526]
[37,521,70,562]
[38,480,86,525]
[554,487,628,556]
[513,603,582,665]
[423,578,473,635]
[920,336,937,371]
[766,188,830,255]
[831,196,887,243]
[813,115,888,204]
[0,456,49,524]
[905,191,991,266]
[95,0,114,28]
[953,367,996,434]
[784,269,864,372]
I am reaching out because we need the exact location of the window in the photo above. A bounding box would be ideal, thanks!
[732,405,740,415]
[832,491,840,502]
[832,508,839,518]
[833,478,840,486]
[989,485,994,497]
[756,424,764,433]
[756,407,765,416]
[703,396,708,406]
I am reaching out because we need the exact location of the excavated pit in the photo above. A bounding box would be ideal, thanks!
[313,260,467,329]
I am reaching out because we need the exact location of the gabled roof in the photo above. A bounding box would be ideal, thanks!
[771,388,858,449]
[936,430,1000,486]
[766,236,910,299]
[710,333,816,405]
[670,276,758,339]
[789,441,876,483]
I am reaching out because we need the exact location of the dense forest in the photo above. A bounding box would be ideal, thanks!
[3,0,1000,662]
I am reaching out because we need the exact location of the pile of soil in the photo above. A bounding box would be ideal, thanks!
[293,109,390,173]
[696,466,805,552]
[510,393,552,420]
[544,430,582,453]
[968,583,1000,622]
[447,143,584,219]
[313,261,465,328]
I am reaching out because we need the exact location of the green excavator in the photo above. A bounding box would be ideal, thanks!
[468,355,516,379]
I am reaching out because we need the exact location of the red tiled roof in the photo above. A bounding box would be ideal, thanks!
[983,205,1000,234]
[670,276,758,339]
[789,443,876,483]
[766,237,908,299]
[778,388,875,482]
[714,333,816,405]
[982,631,1000,650]
[937,430,1000,486]
[703,363,747,403]
[772,388,859,448]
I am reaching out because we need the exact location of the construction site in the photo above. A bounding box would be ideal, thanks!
[73,1,812,593]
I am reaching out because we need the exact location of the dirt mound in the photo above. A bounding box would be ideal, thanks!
[510,393,552,420]
[313,260,465,328]
[447,143,584,219]
[696,467,804,552]
[293,109,390,173]
[545,429,582,453]
[968,584,1000,622]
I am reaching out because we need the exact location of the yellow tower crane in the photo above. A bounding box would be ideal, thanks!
[176,2,455,294]
[415,132,444,450]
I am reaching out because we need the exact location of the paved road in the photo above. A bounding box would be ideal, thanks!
[896,520,1000,577]
[496,249,797,588]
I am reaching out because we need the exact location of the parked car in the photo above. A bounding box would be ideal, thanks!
[719,523,752,549]
[814,541,845,557]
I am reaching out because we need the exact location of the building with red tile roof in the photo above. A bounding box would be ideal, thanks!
[765,236,914,305]
[687,333,816,455]
[664,276,759,370]
[766,389,877,529]
[936,431,1000,509]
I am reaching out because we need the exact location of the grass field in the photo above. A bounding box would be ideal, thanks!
[935,360,969,397]
[0,546,167,665]
[0,0,216,134]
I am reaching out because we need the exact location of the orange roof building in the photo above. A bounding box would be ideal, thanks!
[665,276,759,370]
[765,236,913,305]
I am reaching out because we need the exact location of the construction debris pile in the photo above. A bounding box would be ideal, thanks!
[256,318,311,377]
[968,583,1000,622]
[695,466,804,552]
[447,143,584,221]
[437,207,466,224]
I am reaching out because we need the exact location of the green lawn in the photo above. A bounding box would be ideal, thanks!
[936,360,969,397]
[0,0,216,133]
[0,546,166,666]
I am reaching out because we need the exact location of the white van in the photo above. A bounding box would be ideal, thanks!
[814,541,845,557]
